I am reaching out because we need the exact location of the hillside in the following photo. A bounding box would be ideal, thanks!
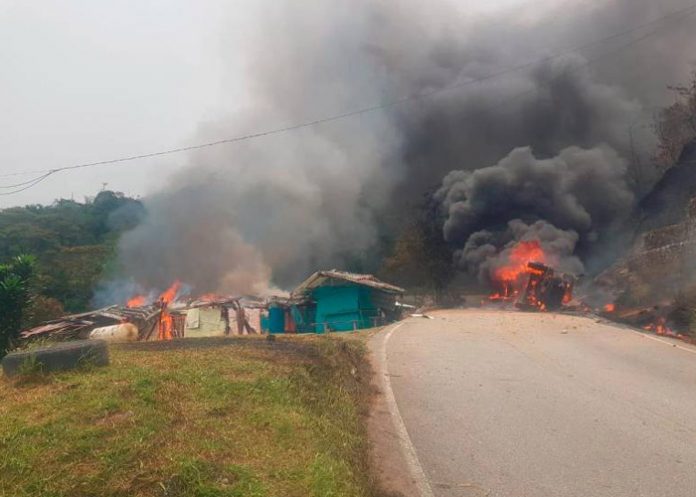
[596,139,696,319]
[0,336,379,497]
[0,191,144,319]
[637,141,696,233]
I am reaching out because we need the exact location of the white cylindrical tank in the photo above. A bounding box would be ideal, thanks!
[89,323,138,342]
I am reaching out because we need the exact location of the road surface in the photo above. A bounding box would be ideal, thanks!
[377,309,696,497]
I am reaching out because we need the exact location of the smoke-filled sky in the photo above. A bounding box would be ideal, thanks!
[0,0,538,208]
[3,0,696,296]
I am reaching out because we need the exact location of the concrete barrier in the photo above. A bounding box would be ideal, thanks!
[2,340,109,377]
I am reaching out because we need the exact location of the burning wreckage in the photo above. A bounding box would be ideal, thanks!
[21,255,575,346]
[20,270,405,344]
[486,241,576,312]
[488,260,576,311]
[21,283,266,344]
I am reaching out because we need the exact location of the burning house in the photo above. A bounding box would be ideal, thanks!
[21,283,265,343]
[20,270,404,343]
[20,305,162,343]
[175,296,265,337]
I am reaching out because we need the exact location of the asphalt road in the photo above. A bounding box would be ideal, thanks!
[382,309,696,497]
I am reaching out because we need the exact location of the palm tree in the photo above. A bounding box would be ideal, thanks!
[0,255,35,357]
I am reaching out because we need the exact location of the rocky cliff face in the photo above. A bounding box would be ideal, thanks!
[596,141,696,303]
[637,141,696,232]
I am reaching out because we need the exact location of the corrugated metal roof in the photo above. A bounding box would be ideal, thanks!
[20,305,161,341]
[291,269,405,297]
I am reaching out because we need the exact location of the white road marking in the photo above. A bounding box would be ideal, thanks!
[379,321,435,497]
[627,328,696,355]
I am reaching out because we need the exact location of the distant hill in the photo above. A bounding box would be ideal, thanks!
[0,191,144,317]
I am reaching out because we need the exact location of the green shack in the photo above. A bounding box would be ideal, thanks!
[291,270,405,332]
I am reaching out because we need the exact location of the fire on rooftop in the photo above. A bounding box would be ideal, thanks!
[20,270,406,344]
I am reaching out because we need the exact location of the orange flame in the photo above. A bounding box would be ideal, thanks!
[126,295,147,308]
[562,289,573,304]
[488,240,547,302]
[159,281,181,305]
[643,317,672,336]
[159,312,173,340]
[157,281,181,340]
[198,293,219,302]
[603,303,616,313]
[494,240,547,284]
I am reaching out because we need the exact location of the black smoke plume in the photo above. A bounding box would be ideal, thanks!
[437,145,634,244]
[457,220,584,285]
[105,0,696,298]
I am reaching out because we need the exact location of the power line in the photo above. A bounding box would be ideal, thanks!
[0,173,54,196]
[1,2,695,192]
[0,174,54,189]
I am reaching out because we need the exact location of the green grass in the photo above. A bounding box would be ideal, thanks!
[0,336,377,497]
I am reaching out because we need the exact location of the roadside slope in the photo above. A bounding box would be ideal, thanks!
[0,336,377,497]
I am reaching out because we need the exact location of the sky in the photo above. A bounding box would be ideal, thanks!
[0,0,550,208]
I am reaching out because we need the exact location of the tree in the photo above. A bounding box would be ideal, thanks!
[0,255,35,357]
[0,191,145,313]
[380,195,454,301]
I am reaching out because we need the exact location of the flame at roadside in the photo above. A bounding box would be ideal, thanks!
[642,317,683,338]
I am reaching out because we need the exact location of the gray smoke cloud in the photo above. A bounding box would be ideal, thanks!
[114,125,389,293]
[436,145,634,244]
[458,220,584,285]
[106,0,695,298]
[435,143,636,282]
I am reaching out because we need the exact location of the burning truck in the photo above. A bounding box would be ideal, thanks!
[516,262,575,311]
[487,241,576,312]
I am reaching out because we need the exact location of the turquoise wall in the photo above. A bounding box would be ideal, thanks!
[312,285,381,332]
[291,305,315,333]
[268,306,285,334]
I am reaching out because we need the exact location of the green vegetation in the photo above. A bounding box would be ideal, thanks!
[380,197,453,302]
[0,336,381,497]
[0,191,144,318]
[0,255,35,357]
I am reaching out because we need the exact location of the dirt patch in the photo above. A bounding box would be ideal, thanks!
[368,392,419,497]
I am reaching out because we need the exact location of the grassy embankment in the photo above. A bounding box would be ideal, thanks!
[0,336,379,497]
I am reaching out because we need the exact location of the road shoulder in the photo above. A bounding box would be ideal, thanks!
[368,322,430,497]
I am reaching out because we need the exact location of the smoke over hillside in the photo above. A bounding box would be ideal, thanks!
[110,0,695,297]
[435,145,633,281]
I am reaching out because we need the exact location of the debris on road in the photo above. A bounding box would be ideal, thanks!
[410,313,434,319]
